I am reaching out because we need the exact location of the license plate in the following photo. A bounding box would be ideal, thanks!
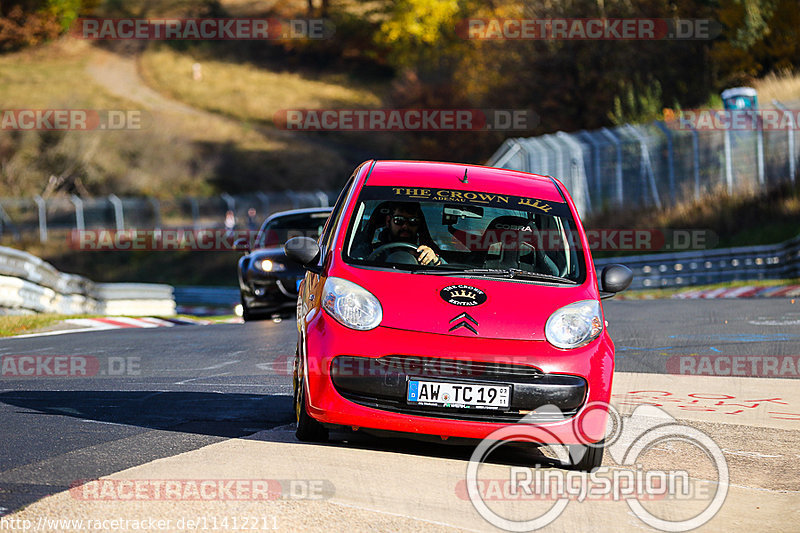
[407,380,510,409]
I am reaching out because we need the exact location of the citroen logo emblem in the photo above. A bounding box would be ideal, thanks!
[449,312,478,335]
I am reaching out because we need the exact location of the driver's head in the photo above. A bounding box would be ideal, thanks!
[386,202,423,243]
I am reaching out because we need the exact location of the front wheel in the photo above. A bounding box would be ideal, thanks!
[567,440,604,472]
[240,295,254,322]
[294,366,328,442]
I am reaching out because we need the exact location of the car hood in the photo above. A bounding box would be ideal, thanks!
[340,269,599,341]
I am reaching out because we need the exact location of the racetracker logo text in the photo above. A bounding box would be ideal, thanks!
[1,355,140,377]
[69,479,334,501]
[274,109,537,131]
[75,18,333,40]
[0,110,143,130]
[458,18,720,40]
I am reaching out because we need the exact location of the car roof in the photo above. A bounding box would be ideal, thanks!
[264,206,333,222]
[364,160,565,202]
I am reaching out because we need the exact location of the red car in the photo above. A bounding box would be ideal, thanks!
[285,160,632,470]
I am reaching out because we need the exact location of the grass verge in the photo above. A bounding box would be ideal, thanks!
[139,45,385,126]
[0,313,96,337]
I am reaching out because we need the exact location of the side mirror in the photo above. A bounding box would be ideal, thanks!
[284,237,322,273]
[599,264,633,299]
[233,238,250,252]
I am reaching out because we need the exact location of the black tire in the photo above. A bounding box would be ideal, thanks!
[241,295,254,322]
[294,369,328,442]
[567,440,604,472]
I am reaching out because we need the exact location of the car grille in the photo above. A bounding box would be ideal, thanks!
[330,355,585,423]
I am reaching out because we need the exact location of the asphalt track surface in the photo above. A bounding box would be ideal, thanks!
[1,299,799,531]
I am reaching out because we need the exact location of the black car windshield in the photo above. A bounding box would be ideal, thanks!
[257,211,330,247]
[343,186,586,283]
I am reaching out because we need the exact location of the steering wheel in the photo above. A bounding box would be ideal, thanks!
[367,242,420,263]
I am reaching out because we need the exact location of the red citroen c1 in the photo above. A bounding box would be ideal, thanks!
[284,160,632,471]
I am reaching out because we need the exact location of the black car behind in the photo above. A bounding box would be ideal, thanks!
[237,207,332,321]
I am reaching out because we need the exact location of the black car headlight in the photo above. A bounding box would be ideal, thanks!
[255,259,286,272]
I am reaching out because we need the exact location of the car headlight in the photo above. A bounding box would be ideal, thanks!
[256,259,285,272]
[322,277,382,330]
[545,300,603,349]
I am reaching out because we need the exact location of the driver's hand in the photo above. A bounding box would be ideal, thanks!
[416,245,439,265]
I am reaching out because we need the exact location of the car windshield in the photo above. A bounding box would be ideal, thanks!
[258,211,330,247]
[343,186,586,283]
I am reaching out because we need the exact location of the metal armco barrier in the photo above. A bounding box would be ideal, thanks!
[0,190,333,243]
[173,286,239,307]
[595,233,800,289]
[0,246,175,315]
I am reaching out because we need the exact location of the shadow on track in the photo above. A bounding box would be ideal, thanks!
[0,391,293,438]
[248,426,565,470]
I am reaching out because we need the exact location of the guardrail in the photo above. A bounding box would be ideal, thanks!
[595,233,800,290]
[173,286,239,306]
[168,234,800,313]
[0,246,175,316]
[0,190,333,243]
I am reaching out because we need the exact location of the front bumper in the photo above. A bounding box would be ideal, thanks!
[242,275,300,312]
[302,313,615,443]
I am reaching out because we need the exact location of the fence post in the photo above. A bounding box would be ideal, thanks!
[492,139,524,169]
[600,127,624,206]
[714,111,734,193]
[70,195,85,231]
[149,197,161,230]
[625,124,662,209]
[256,192,270,215]
[108,194,124,231]
[526,138,550,175]
[773,100,796,183]
[0,202,14,239]
[189,197,200,230]
[221,193,235,213]
[678,119,702,200]
[541,135,565,180]
[653,121,676,201]
[754,110,765,186]
[556,131,592,216]
[33,195,47,242]
[286,190,300,209]
[577,131,603,200]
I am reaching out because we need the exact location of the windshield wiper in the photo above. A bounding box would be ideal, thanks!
[413,267,577,284]
[414,267,511,277]
[504,268,578,284]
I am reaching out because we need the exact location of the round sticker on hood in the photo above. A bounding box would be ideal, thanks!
[440,285,487,306]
